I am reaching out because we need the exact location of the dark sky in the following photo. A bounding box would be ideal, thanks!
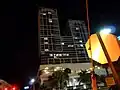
[0,0,120,88]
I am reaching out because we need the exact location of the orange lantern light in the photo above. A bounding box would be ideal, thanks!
[85,33,120,64]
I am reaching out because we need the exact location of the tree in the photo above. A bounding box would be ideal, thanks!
[49,68,71,90]
[39,68,71,90]
[78,70,91,84]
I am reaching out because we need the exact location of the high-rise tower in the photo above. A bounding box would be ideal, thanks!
[38,8,90,71]
[38,8,62,65]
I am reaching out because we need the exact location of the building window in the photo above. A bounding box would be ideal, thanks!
[44,42,48,44]
[68,45,74,47]
[49,54,53,56]
[44,37,48,40]
[61,42,64,45]
[48,19,52,23]
[54,56,57,58]
[48,12,51,14]
[63,54,66,56]
[66,54,69,56]
[79,40,82,43]
[63,54,69,56]
[42,13,46,15]
[74,37,78,39]
[80,44,83,47]
[76,27,79,30]
[59,54,62,56]
[45,49,49,51]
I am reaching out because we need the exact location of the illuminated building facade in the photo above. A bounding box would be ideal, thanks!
[38,7,90,73]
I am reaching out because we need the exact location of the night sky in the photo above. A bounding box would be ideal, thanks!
[0,0,120,88]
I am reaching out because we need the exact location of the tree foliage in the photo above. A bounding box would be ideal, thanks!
[40,68,71,90]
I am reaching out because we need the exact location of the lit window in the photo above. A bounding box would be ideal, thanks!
[76,27,79,30]
[79,40,82,43]
[59,54,62,56]
[63,54,66,56]
[49,19,52,23]
[48,12,51,14]
[56,54,59,56]
[44,42,48,44]
[45,49,49,51]
[54,56,57,58]
[66,54,69,56]
[74,37,78,39]
[61,42,64,45]
[43,13,46,15]
[44,37,48,40]
[49,54,53,56]
[68,45,74,47]
[80,44,83,47]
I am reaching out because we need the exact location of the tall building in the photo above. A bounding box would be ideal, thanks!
[38,8,90,72]
[38,8,62,65]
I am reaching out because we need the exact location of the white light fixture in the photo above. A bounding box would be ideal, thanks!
[48,12,51,14]
[61,42,64,45]
[44,42,48,44]
[24,86,29,90]
[54,69,57,71]
[66,54,69,56]
[29,78,35,85]
[59,54,62,56]
[45,67,49,70]
[74,37,78,39]
[56,67,60,70]
[44,37,48,40]
[79,40,82,43]
[63,54,66,56]
[49,54,53,56]
[80,44,83,47]
[100,28,112,34]
[73,86,77,89]
[54,56,57,58]
[95,66,98,68]
[43,13,46,15]
[45,71,49,74]
[83,84,87,89]
[97,67,101,69]
[56,54,59,56]
[49,19,52,23]
[68,45,74,47]
[76,27,79,30]
[45,49,49,51]
[31,79,35,83]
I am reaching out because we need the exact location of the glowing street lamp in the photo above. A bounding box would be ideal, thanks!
[117,36,120,40]
[100,26,116,34]
[24,86,29,90]
[100,28,112,34]
[29,78,35,85]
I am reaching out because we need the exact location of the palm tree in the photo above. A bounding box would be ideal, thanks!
[78,70,91,84]
[48,68,71,90]
[38,68,71,90]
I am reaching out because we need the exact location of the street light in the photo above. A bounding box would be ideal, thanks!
[24,86,29,90]
[29,78,35,85]
[100,26,116,34]
[117,36,120,40]
[100,28,112,34]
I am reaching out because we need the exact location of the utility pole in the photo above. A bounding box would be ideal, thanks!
[85,0,97,90]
